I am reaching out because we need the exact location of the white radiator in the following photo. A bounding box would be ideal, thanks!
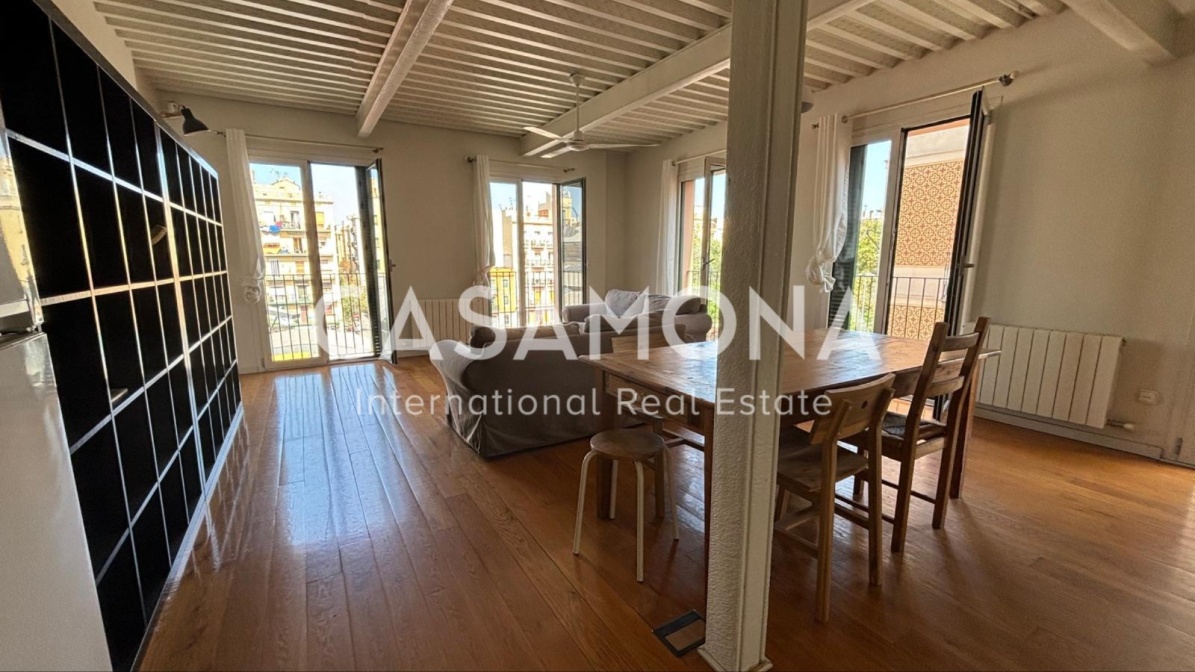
[977,324,1124,429]
[416,297,489,344]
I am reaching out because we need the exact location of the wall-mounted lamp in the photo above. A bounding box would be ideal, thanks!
[162,101,210,136]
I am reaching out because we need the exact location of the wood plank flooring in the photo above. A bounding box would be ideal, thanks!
[139,359,1195,671]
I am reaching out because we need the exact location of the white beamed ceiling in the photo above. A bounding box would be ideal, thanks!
[94,0,1063,144]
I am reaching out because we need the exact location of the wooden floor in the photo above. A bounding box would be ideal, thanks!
[139,359,1195,671]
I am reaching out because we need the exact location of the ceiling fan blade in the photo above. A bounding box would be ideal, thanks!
[523,126,565,140]
[541,146,575,159]
[586,143,659,149]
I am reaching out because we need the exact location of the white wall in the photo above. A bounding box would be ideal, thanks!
[163,93,625,374]
[622,11,1195,456]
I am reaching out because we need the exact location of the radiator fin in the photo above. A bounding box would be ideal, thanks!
[416,298,489,344]
[979,324,1124,429]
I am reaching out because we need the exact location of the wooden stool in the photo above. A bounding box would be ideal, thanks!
[572,428,679,582]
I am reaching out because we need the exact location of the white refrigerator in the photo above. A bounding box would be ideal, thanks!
[0,332,111,670]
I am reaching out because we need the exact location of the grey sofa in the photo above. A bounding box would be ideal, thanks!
[431,289,706,458]
[562,288,712,341]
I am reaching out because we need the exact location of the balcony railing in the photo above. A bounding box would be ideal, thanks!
[263,271,379,362]
[851,273,947,341]
[488,268,584,328]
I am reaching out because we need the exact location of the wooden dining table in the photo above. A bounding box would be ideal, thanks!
[579,329,995,572]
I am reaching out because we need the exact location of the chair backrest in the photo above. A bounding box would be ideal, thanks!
[903,317,991,443]
[808,374,897,452]
[611,327,682,355]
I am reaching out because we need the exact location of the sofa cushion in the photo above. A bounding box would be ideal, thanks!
[581,311,664,334]
[604,288,643,317]
[469,322,580,348]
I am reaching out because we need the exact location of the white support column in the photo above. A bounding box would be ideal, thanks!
[701,1,807,671]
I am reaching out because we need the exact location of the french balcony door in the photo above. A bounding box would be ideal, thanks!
[251,159,392,369]
[832,90,990,339]
[488,178,586,328]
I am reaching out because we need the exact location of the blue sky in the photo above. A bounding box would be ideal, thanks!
[861,140,891,215]
[252,163,362,225]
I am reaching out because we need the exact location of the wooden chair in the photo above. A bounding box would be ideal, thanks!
[774,373,895,623]
[868,318,990,553]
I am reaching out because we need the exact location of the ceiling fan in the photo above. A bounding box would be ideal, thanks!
[524,73,658,158]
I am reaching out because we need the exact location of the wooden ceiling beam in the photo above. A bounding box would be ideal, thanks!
[605,0,725,31]
[1020,0,1066,16]
[852,4,955,50]
[942,0,1026,29]
[417,46,622,88]
[538,0,713,39]
[884,0,990,40]
[98,0,390,45]
[468,0,689,51]
[108,19,378,68]
[673,0,732,19]
[121,37,376,79]
[819,21,925,60]
[520,24,731,156]
[1061,0,1183,63]
[356,0,453,137]
[431,26,641,79]
[95,3,384,57]
[806,30,901,69]
[445,4,663,62]
[129,49,372,89]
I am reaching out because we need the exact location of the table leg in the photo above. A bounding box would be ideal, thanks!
[951,358,983,499]
[595,370,616,520]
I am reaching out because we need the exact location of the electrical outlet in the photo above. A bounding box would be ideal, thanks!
[1137,389,1161,405]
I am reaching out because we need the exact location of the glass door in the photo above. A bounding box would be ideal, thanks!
[521,181,557,327]
[363,161,393,358]
[832,96,988,340]
[883,117,972,340]
[251,161,328,367]
[558,179,585,309]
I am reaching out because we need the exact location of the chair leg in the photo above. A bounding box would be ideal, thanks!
[662,449,679,540]
[573,451,597,555]
[815,492,834,623]
[933,439,958,530]
[609,461,618,518]
[867,463,883,587]
[891,457,915,554]
[635,461,646,582]
[654,453,666,520]
[852,474,864,502]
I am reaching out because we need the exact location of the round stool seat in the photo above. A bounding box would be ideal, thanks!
[590,429,666,460]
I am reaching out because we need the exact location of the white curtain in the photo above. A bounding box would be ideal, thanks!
[655,159,679,294]
[225,129,266,303]
[805,114,853,293]
[472,155,494,285]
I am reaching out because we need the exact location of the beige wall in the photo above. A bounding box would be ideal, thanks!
[622,11,1195,455]
[163,93,625,373]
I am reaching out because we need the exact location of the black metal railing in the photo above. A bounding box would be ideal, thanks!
[488,268,584,328]
[262,271,378,362]
[850,273,947,340]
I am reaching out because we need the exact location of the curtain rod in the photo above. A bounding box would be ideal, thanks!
[467,156,575,173]
[814,71,1018,128]
[672,149,726,166]
[215,130,382,153]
